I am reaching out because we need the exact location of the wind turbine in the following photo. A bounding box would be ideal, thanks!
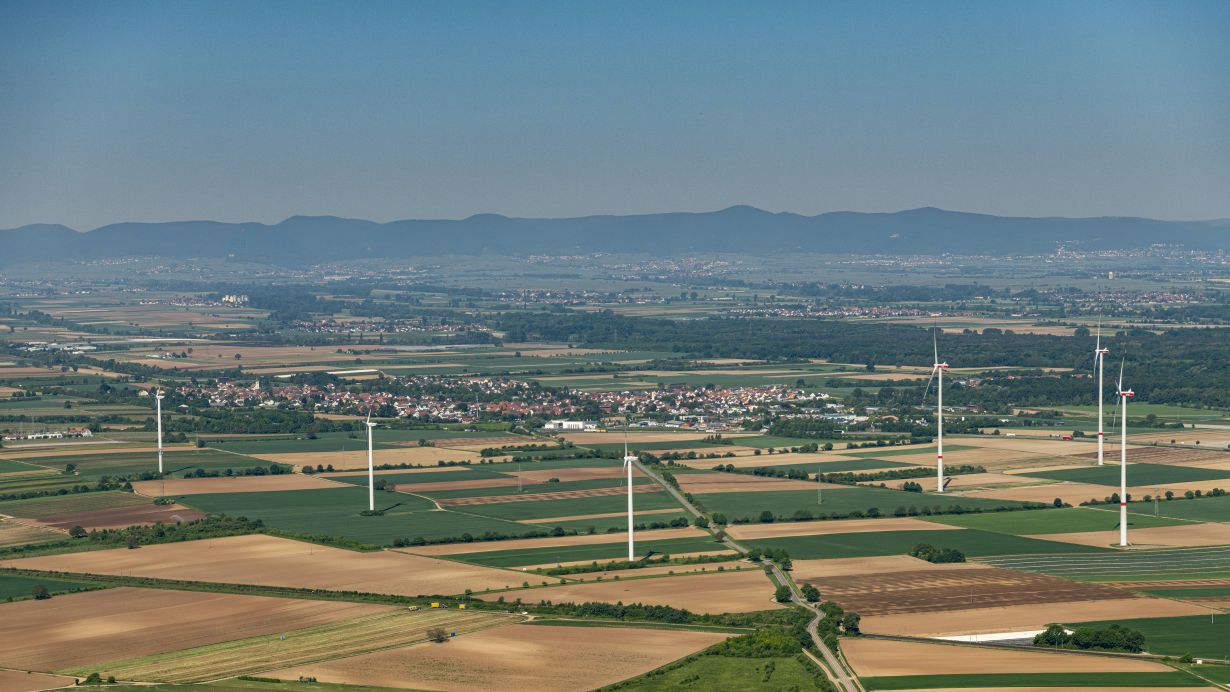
[1094,320,1109,466]
[155,387,165,475]
[623,418,636,561]
[923,330,949,493]
[1116,360,1134,547]
[365,411,377,512]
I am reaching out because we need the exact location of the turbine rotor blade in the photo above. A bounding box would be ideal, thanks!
[922,367,937,403]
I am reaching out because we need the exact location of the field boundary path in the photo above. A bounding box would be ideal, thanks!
[633,459,862,692]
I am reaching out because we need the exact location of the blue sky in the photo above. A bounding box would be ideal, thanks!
[1,0,1228,229]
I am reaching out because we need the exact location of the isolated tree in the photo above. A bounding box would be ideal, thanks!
[427,627,450,643]
[31,584,50,600]
[68,525,87,539]
[774,585,792,603]
[841,612,861,634]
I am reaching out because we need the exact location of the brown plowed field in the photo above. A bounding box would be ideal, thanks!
[1072,446,1229,465]
[812,566,1136,616]
[436,484,664,507]
[843,638,1172,677]
[484,568,781,614]
[265,624,730,692]
[34,503,206,530]
[389,477,522,492]
[131,473,342,496]
[1,534,529,596]
[401,527,707,556]
[0,670,76,692]
[0,587,391,672]
[790,555,946,579]
[677,474,824,493]
[861,597,1212,636]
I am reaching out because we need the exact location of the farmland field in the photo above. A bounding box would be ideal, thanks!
[612,655,830,690]
[859,671,1208,689]
[176,486,538,544]
[2,534,531,595]
[482,568,779,613]
[1020,463,1230,486]
[1067,615,1230,660]
[0,572,98,600]
[691,485,1034,520]
[76,608,515,683]
[928,506,1191,534]
[981,546,1230,581]
[747,528,1108,560]
[265,624,731,691]
[0,587,390,672]
[450,535,730,567]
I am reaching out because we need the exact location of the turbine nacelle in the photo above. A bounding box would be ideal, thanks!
[1095,348,1110,355]
[1118,389,1135,398]
[933,362,948,370]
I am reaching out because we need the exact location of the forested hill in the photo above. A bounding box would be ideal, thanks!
[3,207,1229,265]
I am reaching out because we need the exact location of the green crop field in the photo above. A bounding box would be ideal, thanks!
[328,468,514,486]
[177,486,535,545]
[692,485,1031,521]
[6,449,279,480]
[0,458,51,473]
[615,655,830,691]
[860,671,1205,689]
[981,546,1230,581]
[454,535,730,568]
[928,506,1190,534]
[1149,495,1230,522]
[540,513,692,532]
[1072,615,1230,659]
[735,436,837,449]
[1055,403,1228,422]
[1021,462,1230,487]
[0,573,99,600]
[458,491,685,522]
[747,528,1105,560]
[416,477,652,500]
[1190,665,1230,684]
[584,440,734,453]
[0,490,151,519]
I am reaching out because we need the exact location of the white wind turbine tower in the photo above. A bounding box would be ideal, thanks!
[365,411,377,512]
[623,418,637,561]
[1115,359,1134,547]
[923,330,949,493]
[1094,320,1109,466]
[155,388,165,475]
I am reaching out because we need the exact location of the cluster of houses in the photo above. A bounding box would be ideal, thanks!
[1,427,93,442]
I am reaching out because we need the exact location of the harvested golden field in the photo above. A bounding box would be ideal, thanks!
[0,517,64,547]
[579,560,751,580]
[0,444,160,460]
[726,517,950,540]
[131,473,343,496]
[1072,445,1229,466]
[0,670,76,691]
[519,550,736,570]
[483,568,780,614]
[402,527,707,556]
[324,465,480,477]
[1129,480,1230,496]
[1028,523,1230,549]
[0,587,390,672]
[252,447,479,467]
[266,624,729,692]
[861,597,1212,637]
[79,608,515,684]
[967,482,1119,505]
[814,566,1137,616]
[1,534,528,596]
[842,638,1172,677]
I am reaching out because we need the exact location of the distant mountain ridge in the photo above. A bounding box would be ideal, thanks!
[3,206,1228,265]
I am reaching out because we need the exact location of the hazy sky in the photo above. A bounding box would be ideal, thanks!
[2,1,1229,229]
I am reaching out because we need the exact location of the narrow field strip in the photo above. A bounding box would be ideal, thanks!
[437,484,663,507]
[65,608,516,683]
[980,546,1230,580]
